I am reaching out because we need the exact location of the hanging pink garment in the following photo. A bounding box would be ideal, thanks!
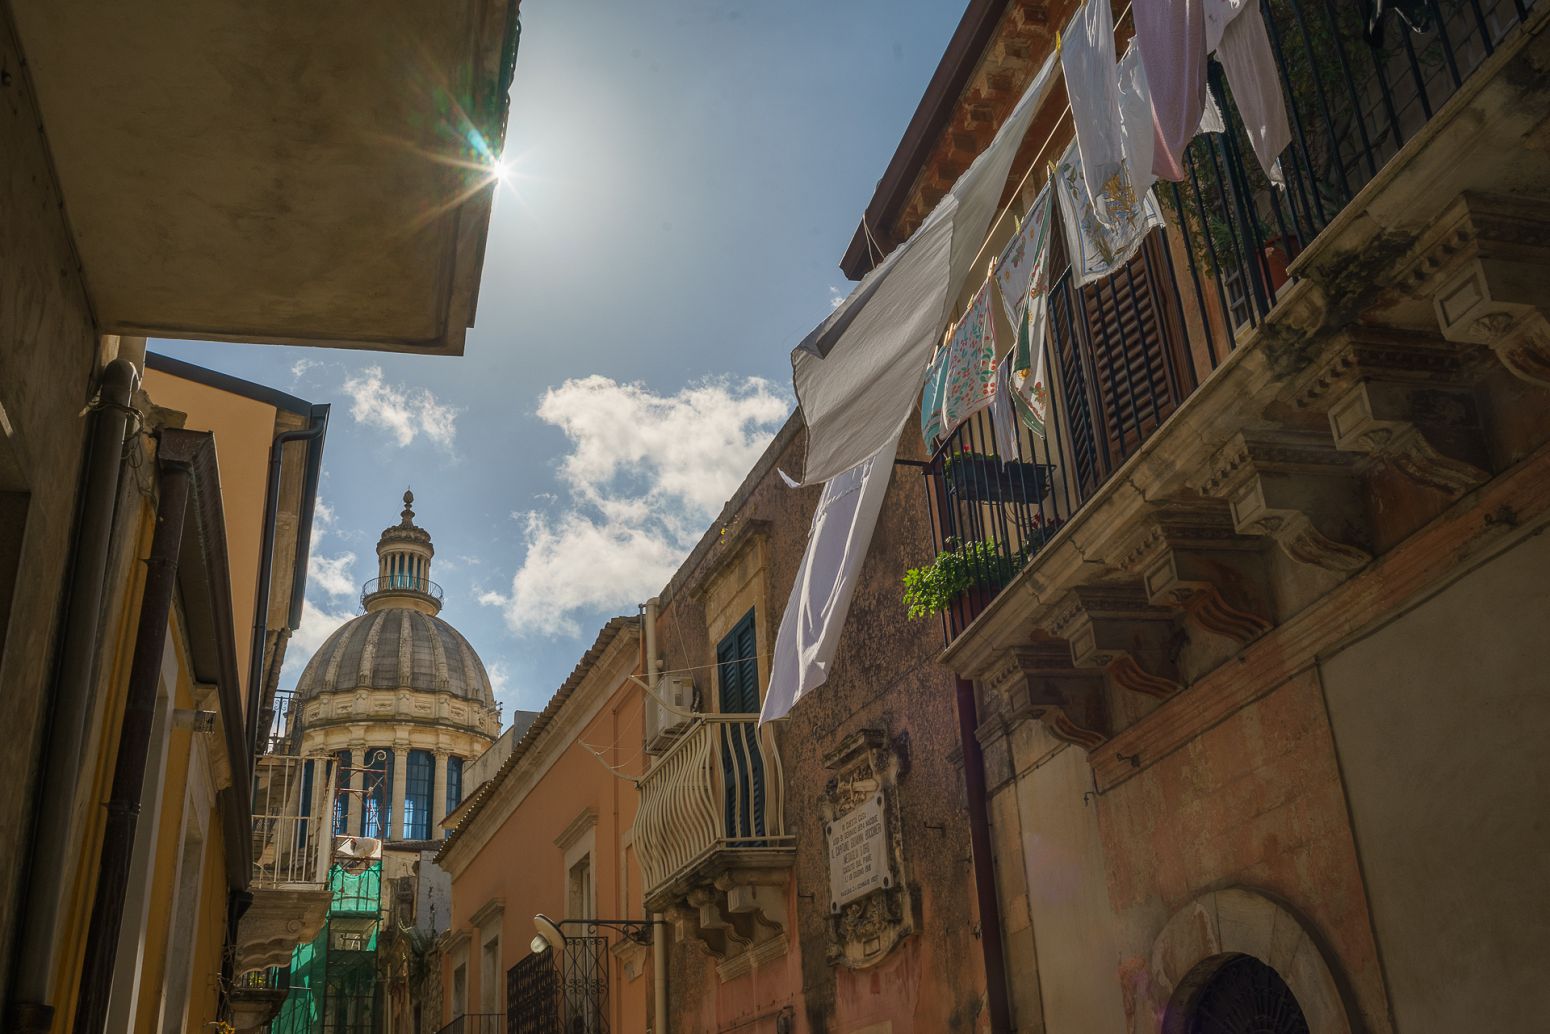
[1134,0,1208,181]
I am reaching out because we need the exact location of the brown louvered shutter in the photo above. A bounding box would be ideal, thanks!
[1047,219,1193,504]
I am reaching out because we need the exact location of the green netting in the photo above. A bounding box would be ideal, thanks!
[269,863,384,1034]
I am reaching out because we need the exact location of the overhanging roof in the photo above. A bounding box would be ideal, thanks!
[12,0,520,355]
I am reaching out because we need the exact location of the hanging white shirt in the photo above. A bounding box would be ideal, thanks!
[760,429,901,724]
[1215,0,1290,184]
[1117,43,1159,198]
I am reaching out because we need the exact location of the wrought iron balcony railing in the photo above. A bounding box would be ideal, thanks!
[249,753,336,888]
[916,0,1538,643]
[359,574,444,609]
[634,715,793,902]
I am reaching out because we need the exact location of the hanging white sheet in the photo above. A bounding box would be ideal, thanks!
[994,182,1056,437]
[1118,43,1159,197]
[760,429,901,724]
[1134,0,1210,182]
[789,51,1061,486]
[1215,0,1291,184]
[1054,140,1166,287]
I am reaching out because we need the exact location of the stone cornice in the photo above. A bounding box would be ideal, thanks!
[554,807,599,851]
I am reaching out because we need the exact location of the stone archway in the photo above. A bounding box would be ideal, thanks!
[1137,888,1353,1034]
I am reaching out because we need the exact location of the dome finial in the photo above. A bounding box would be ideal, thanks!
[401,488,415,525]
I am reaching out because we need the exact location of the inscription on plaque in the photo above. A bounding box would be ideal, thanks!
[827,794,888,910]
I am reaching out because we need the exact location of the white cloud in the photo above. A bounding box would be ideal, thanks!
[828,285,846,310]
[486,660,515,714]
[341,366,460,450]
[485,375,789,637]
[309,551,359,598]
[281,600,356,680]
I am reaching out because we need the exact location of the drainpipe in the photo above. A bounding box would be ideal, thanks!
[72,440,195,1034]
[247,411,328,756]
[644,597,669,1034]
[957,677,1012,1034]
[7,357,138,1034]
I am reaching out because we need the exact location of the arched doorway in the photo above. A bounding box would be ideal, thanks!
[1184,954,1310,1034]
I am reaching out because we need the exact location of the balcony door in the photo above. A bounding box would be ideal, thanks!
[716,609,766,839]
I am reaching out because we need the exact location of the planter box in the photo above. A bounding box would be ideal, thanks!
[945,457,1053,504]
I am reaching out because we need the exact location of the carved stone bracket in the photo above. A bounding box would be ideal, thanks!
[1117,500,1273,644]
[1045,584,1182,698]
[817,729,915,970]
[1290,328,1489,497]
[667,866,790,966]
[1204,429,1372,575]
[984,640,1113,751]
[1400,192,1550,389]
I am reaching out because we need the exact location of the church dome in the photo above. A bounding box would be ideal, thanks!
[295,489,494,706]
[294,608,495,704]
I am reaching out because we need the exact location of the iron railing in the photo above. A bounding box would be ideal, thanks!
[250,753,338,888]
[634,715,793,900]
[359,574,444,609]
[436,1015,506,1034]
[917,0,1538,642]
[507,952,560,1034]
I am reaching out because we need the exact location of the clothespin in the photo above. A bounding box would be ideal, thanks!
[987,255,998,280]
[1055,28,1062,53]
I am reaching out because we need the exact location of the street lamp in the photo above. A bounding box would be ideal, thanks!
[530,912,659,953]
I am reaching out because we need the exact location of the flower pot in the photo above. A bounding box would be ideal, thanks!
[944,456,1053,504]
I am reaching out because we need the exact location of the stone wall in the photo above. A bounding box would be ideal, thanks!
[0,0,107,1004]
[656,418,987,1034]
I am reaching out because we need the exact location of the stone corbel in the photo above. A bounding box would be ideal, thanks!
[1118,500,1273,644]
[682,886,752,960]
[989,640,1113,750]
[1404,192,1550,389]
[1291,328,1489,497]
[1204,429,1371,575]
[1045,584,1182,699]
[714,868,788,948]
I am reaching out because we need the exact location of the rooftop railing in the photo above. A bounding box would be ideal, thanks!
[917,0,1537,642]
[359,575,443,610]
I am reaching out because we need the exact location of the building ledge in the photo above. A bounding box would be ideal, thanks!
[235,886,333,974]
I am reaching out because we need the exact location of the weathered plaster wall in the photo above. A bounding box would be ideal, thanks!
[1321,524,1550,1034]
[0,0,103,1000]
[659,419,986,1034]
[1096,669,1390,1034]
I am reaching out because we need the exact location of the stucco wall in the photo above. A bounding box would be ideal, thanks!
[1321,525,1550,1034]
[0,0,106,1000]
[657,419,986,1034]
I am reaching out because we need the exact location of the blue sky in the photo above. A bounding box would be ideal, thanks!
[152,0,962,719]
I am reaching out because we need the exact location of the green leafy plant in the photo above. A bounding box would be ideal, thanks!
[901,539,1017,620]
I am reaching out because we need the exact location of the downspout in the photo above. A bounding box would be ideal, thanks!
[8,357,138,1034]
[645,597,669,1034]
[957,677,1012,1034]
[72,437,196,1034]
[247,409,328,755]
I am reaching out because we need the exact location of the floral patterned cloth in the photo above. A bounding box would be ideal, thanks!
[1055,139,1166,288]
[995,183,1057,437]
[937,280,998,443]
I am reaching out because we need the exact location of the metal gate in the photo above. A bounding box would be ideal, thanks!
[559,936,608,1034]
[506,950,559,1034]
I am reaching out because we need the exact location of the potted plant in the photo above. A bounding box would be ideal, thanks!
[901,538,1019,620]
[941,451,1053,505]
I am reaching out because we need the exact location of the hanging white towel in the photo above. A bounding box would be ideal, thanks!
[1117,43,1159,197]
[1215,1,1290,185]
[1134,0,1209,183]
[991,355,1021,462]
[994,182,1056,437]
[761,429,901,724]
[1063,0,1130,226]
[1055,140,1166,287]
[790,52,1061,486]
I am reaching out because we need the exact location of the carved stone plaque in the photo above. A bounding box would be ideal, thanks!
[828,793,888,910]
[818,729,915,969]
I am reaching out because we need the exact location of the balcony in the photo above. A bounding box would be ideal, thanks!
[634,715,795,967]
[918,0,1547,648]
[235,753,336,974]
[917,1,1550,785]
[360,574,445,611]
[435,1015,505,1034]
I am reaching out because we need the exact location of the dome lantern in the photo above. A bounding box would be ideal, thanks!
[361,488,443,615]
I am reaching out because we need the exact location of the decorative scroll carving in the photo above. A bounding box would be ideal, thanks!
[986,640,1113,750]
[818,730,914,970]
[1119,500,1274,645]
[1204,429,1372,575]
[1046,584,1183,698]
[1326,381,1488,495]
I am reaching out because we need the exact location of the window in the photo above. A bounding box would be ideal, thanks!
[295,758,314,855]
[480,934,501,1013]
[715,609,766,839]
[451,963,467,1018]
[403,749,433,840]
[332,750,352,837]
[361,748,392,840]
[446,755,464,820]
[567,854,594,921]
